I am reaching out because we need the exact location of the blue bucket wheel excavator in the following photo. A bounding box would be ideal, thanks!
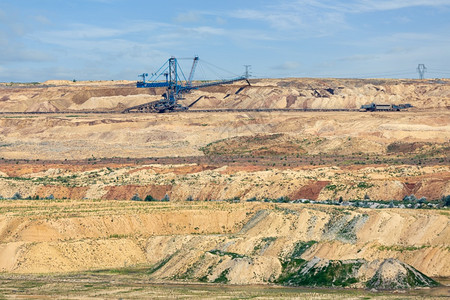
[123,56,250,113]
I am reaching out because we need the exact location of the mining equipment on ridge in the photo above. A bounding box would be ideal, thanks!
[123,56,250,113]
[360,103,413,112]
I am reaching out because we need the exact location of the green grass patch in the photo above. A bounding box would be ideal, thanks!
[377,245,430,252]
[277,260,362,287]
[108,233,129,239]
[147,253,175,275]
[91,266,151,275]
[253,237,278,254]
[356,182,373,189]
[213,268,230,283]
[276,241,318,284]
[208,249,246,259]
[290,240,317,259]
[91,254,176,276]
[325,184,337,191]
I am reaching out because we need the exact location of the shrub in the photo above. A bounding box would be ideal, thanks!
[276,196,290,203]
[131,194,141,201]
[325,184,337,191]
[144,195,156,202]
[227,196,240,203]
[11,192,22,200]
[403,194,417,203]
[441,195,450,207]
[161,194,170,202]
[357,182,373,189]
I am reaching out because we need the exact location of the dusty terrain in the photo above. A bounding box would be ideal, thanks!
[0,78,449,294]
[0,162,449,202]
[1,274,448,299]
[0,111,448,161]
[1,110,449,201]
[1,78,449,112]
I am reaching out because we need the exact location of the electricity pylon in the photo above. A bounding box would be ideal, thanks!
[417,64,426,79]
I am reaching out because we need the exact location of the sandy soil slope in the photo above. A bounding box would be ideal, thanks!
[1,78,449,112]
[0,163,449,201]
[0,201,448,280]
[0,110,448,200]
[0,111,448,160]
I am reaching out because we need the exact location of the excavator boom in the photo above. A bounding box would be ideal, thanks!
[124,56,249,113]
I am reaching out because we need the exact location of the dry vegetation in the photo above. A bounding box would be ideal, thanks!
[1,273,448,299]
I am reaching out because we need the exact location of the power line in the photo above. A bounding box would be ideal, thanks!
[428,68,450,72]
[429,71,450,75]
[251,66,450,79]
[200,59,239,78]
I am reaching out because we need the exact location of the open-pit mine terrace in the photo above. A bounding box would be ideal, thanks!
[0,78,448,296]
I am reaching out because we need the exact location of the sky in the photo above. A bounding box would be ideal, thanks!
[1,0,450,82]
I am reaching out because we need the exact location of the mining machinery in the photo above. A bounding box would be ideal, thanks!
[360,103,413,112]
[123,56,250,113]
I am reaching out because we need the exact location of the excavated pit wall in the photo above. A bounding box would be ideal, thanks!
[0,201,448,280]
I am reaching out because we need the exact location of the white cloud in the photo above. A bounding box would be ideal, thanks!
[346,0,450,13]
[174,11,202,23]
[0,10,54,64]
[42,24,124,40]
[86,0,118,3]
[34,15,51,25]
[232,2,349,38]
[192,26,226,36]
[216,17,226,25]
[338,54,380,62]
[2,0,449,82]
[296,0,450,14]
[271,61,301,70]
[232,0,450,35]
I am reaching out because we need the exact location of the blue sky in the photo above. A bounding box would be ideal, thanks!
[1,0,450,82]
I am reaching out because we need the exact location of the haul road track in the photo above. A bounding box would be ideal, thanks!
[0,108,361,115]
